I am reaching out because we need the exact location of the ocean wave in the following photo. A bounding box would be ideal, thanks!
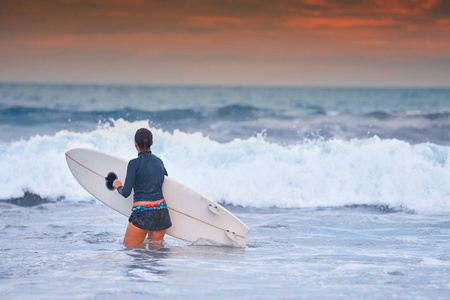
[0,191,58,207]
[363,111,395,120]
[417,112,450,120]
[0,106,200,125]
[0,104,278,125]
[0,119,449,213]
[3,103,450,146]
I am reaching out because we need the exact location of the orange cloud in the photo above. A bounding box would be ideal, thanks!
[373,0,438,14]
[286,17,394,29]
[303,0,325,6]
[188,16,244,27]
[437,18,450,29]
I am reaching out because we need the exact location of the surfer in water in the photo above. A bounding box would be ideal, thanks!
[113,128,172,247]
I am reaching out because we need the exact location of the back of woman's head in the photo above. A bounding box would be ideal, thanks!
[135,128,153,150]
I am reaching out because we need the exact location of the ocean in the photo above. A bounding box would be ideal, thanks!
[0,83,449,299]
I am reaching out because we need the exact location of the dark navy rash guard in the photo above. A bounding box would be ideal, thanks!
[117,151,168,202]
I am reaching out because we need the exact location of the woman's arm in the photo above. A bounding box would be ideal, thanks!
[114,161,135,198]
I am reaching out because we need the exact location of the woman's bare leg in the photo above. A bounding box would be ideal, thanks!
[148,230,166,244]
[123,222,148,247]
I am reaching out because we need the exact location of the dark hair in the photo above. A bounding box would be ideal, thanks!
[135,128,153,150]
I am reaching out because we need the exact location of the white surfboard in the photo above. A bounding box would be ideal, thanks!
[65,148,250,247]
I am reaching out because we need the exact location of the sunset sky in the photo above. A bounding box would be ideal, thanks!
[0,0,449,87]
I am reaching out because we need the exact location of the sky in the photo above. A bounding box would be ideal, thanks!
[0,0,449,87]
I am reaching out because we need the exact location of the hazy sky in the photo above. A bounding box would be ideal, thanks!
[1,0,449,87]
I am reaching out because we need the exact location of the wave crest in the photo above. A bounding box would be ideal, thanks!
[1,119,449,213]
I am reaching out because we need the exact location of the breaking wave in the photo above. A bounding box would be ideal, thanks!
[1,119,449,213]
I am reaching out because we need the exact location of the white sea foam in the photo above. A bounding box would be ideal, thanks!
[1,119,449,213]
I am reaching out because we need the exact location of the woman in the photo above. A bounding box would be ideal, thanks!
[112,128,172,247]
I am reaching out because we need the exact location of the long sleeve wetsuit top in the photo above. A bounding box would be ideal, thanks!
[117,151,168,202]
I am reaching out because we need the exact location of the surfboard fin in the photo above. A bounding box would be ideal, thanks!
[225,230,238,242]
[208,204,220,214]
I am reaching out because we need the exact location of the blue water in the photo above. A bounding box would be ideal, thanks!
[0,83,449,299]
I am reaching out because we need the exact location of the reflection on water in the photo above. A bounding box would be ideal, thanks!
[125,240,247,281]
[126,243,171,280]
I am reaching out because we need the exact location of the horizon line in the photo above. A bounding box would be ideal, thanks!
[1,80,449,90]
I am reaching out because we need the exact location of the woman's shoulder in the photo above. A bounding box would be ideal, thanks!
[150,153,165,164]
[128,156,141,166]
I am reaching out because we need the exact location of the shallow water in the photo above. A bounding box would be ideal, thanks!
[1,83,449,298]
[1,201,448,299]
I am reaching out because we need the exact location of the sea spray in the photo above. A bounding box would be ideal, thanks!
[1,119,449,213]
